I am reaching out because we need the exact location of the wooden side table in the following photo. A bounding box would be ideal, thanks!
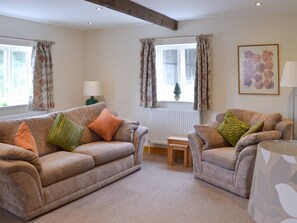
[167,136,192,167]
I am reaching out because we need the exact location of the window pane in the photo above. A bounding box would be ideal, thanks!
[11,50,28,105]
[163,49,178,85]
[185,48,196,83]
[0,50,6,105]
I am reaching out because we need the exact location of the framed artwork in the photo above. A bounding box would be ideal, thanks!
[238,44,279,95]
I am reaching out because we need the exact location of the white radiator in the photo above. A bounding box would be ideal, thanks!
[148,109,200,145]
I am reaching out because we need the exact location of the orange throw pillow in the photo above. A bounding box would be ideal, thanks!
[88,108,124,142]
[14,122,39,156]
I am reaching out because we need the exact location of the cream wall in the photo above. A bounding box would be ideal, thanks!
[85,12,297,124]
[0,15,86,111]
[1,12,297,125]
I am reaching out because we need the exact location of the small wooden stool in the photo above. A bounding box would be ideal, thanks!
[167,136,192,167]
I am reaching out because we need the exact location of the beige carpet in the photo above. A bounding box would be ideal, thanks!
[0,153,254,223]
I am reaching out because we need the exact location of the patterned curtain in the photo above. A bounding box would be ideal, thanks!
[193,35,212,111]
[139,38,157,108]
[30,40,55,111]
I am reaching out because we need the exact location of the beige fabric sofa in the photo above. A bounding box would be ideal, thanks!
[188,108,293,198]
[0,102,148,221]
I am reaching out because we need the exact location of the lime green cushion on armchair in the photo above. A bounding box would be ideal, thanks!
[217,110,249,146]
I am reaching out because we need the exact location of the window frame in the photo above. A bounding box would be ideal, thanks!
[0,38,33,116]
[155,43,196,103]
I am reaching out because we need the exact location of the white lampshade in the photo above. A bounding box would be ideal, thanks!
[280,61,297,87]
[83,81,101,96]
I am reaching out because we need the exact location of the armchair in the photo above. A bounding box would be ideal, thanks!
[188,108,293,198]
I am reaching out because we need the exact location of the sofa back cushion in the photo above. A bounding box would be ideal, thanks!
[216,108,282,132]
[0,114,59,157]
[58,102,106,144]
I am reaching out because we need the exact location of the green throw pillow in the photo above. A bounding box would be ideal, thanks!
[241,121,264,138]
[47,113,83,152]
[217,110,249,146]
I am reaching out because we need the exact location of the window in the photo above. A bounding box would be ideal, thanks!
[155,43,196,102]
[0,44,32,107]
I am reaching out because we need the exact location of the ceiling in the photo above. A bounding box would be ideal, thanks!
[0,0,296,30]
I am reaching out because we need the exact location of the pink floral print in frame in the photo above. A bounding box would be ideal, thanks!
[238,44,279,95]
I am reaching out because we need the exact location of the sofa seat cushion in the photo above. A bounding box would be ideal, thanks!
[202,147,237,170]
[39,151,95,187]
[74,141,134,165]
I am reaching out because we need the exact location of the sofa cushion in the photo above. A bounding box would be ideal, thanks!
[112,120,139,142]
[14,122,39,156]
[74,141,134,165]
[217,110,249,146]
[88,108,124,142]
[60,102,107,144]
[202,147,237,170]
[47,113,83,152]
[39,151,94,187]
[0,114,59,157]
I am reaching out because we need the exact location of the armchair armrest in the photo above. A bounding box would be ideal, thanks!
[235,130,281,157]
[275,119,293,140]
[0,143,42,173]
[188,131,204,171]
[234,145,258,196]
[133,125,148,165]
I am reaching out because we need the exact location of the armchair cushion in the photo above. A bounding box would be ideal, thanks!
[202,147,237,170]
[194,125,229,150]
[250,112,282,131]
[235,130,281,157]
[217,111,249,146]
[241,121,264,138]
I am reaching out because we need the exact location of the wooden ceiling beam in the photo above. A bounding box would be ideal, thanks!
[85,0,178,30]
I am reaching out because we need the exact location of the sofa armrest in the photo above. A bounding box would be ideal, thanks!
[188,131,204,171]
[133,125,148,165]
[0,143,42,173]
[234,145,258,197]
[0,159,43,216]
[275,119,293,140]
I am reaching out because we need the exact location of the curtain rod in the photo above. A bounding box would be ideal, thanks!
[0,35,55,44]
[154,34,213,40]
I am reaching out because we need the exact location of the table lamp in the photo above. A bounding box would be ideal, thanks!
[83,81,101,105]
[280,61,297,138]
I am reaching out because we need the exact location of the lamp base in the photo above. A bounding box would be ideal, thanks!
[86,96,98,105]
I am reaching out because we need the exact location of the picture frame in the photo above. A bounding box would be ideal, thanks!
[238,44,279,95]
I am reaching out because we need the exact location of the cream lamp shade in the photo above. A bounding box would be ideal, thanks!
[83,81,101,105]
[280,61,297,87]
[248,140,297,223]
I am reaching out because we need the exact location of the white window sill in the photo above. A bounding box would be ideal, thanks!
[0,105,46,120]
[157,101,193,110]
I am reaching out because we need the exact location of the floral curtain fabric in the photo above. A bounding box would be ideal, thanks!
[139,38,157,108]
[30,40,55,111]
[194,35,212,111]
